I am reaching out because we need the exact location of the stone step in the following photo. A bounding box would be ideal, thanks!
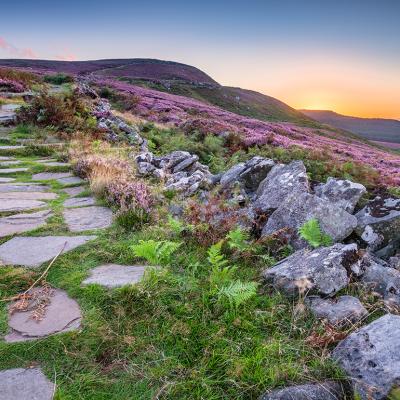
[63,206,113,232]
[64,197,95,208]
[0,167,29,174]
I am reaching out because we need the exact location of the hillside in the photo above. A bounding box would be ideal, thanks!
[301,109,400,145]
[0,58,314,125]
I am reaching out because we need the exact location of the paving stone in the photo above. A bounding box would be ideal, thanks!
[32,172,72,181]
[0,210,52,237]
[0,167,29,174]
[5,287,82,342]
[0,191,57,200]
[62,186,85,197]
[0,183,49,192]
[57,176,84,185]
[63,206,113,232]
[0,145,24,150]
[41,161,70,167]
[0,199,47,212]
[0,177,15,182]
[0,367,55,400]
[64,197,95,208]
[0,235,96,267]
[0,160,21,166]
[0,156,15,160]
[82,264,148,288]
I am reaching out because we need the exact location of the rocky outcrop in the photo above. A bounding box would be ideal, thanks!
[355,196,400,257]
[314,177,366,213]
[262,244,359,297]
[261,192,357,249]
[332,314,400,400]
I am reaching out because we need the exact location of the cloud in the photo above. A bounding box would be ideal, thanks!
[56,49,77,61]
[0,36,37,58]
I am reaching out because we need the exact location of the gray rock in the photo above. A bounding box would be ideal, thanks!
[165,151,192,170]
[0,191,57,200]
[0,156,15,160]
[0,199,47,213]
[306,295,367,326]
[0,167,28,174]
[32,172,72,181]
[62,186,86,197]
[332,314,400,399]
[259,381,347,400]
[0,210,52,237]
[254,161,310,213]
[238,157,275,191]
[5,287,82,342]
[262,192,357,249]
[220,163,246,188]
[0,177,15,182]
[40,161,70,167]
[57,176,84,185]
[315,177,366,213]
[137,161,156,176]
[0,145,24,150]
[0,183,49,192]
[263,244,359,297]
[173,155,198,173]
[0,367,55,400]
[63,206,113,232]
[0,235,96,267]
[355,196,400,254]
[64,197,95,208]
[389,256,400,270]
[82,264,149,288]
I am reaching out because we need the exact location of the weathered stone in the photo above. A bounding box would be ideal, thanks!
[355,196,400,254]
[41,161,70,167]
[0,145,24,150]
[306,295,367,326]
[0,199,47,213]
[0,183,49,192]
[0,177,15,182]
[0,160,21,166]
[6,287,82,342]
[173,155,198,173]
[0,210,52,237]
[263,244,359,297]
[57,176,84,185]
[165,151,192,170]
[315,177,366,213]
[0,191,57,200]
[238,157,275,191]
[0,235,96,267]
[63,206,113,232]
[82,264,149,288]
[137,161,156,175]
[259,381,347,400]
[254,161,310,213]
[220,163,246,188]
[62,186,85,197]
[0,156,15,160]
[64,197,95,208]
[0,167,28,174]
[32,172,72,181]
[0,367,55,400]
[262,192,357,249]
[332,314,400,399]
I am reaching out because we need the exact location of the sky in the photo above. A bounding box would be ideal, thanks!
[1,0,399,119]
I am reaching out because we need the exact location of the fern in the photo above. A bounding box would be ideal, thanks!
[298,218,333,248]
[226,227,250,252]
[217,280,258,309]
[131,240,182,266]
[167,215,185,235]
[207,241,229,269]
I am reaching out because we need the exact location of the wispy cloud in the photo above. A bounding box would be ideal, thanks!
[56,49,77,61]
[0,36,37,58]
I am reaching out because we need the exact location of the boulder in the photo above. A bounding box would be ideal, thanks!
[262,192,357,249]
[262,244,359,297]
[238,157,275,191]
[355,196,400,255]
[254,161,309,213]
[332,314,400,399]
[314,178,366,213]
[220,163,246,188]
[259,381,347,400]
[306,295,367,326]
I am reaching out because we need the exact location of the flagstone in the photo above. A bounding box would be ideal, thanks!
[62,186,85,197]
[0,177,15,183]
[32,172,72,181]
[57,176,84,185]
[64,197,95,208]
[0,199,47,213]
[0,210,52,237]
[0,191,57,200]
[0,167,29,174]
[0,235,96,267]
[0,160,21,166]
[63,206,113,232]
[0,183,49,192]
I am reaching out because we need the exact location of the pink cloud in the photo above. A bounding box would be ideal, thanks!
[0,36,38,59]
[56,49,77,61]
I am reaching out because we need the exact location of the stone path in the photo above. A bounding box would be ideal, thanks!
[32,172,72,181]
[0,367,55,400]
[0,192,57,200]
[82,264,148,288]
[0,235,96,267]
[0,167,28,174]
[0,183,49,192]
[5,287,82,342]
[57,176,84,185]
[63,206,113,232]
[0,177,15,182]
[0,160,21,166]
[0,144,24,151]
[0,210,52,237]
[62,186,85,197]
[0,199,47,213]
[64,196,95,208]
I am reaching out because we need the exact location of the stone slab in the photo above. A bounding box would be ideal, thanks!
[40,161,70,167]
[6,287,82,342]
[32,172,72,181]
[57,176,84,185]
[0,367,55,400]
[0,210,52,237]
[63,206,113,232]
[62,186,85,197]
[0,167,28,174]
[0,156,15,160]
[0,192,57,200]
[0,235,96,267]
[82,264,148,288]
[0,160,21,166]
[0,183,49,192]
[64,197,95,208]
[0,199,47,213]
[0,145,24,150]
[0,177,15,183]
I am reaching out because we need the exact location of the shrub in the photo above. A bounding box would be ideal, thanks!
[43,73,74,85]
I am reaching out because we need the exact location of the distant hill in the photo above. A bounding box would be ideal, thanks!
[300,109,400,144]
[0,58,314,125]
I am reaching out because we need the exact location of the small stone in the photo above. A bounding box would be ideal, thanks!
[0,235,96,267]
[332,314,400,399]
[306,295,367,326]
[0,199,47,213]
[0,167,28,174]
[63,206,113,232]
[62,186,85,197]
[64,197,95,208]
[0,210,52,237]
[32,172,72,181]
[6,287,82,342]
[173,155,198,173]
[82,264,149,288]
[0,367,55,400]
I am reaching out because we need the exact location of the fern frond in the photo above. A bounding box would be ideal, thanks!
[226,227,250,252]
[207,241,229,269]
[217,280,258,308]
[167,215,185,235]
[298,218,333,248]
[131,240,181,266]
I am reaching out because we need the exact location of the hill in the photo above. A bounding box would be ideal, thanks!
[300,109,400,145]
[0,58,313,125]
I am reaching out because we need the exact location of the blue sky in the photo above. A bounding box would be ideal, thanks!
[1,0,399,117]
